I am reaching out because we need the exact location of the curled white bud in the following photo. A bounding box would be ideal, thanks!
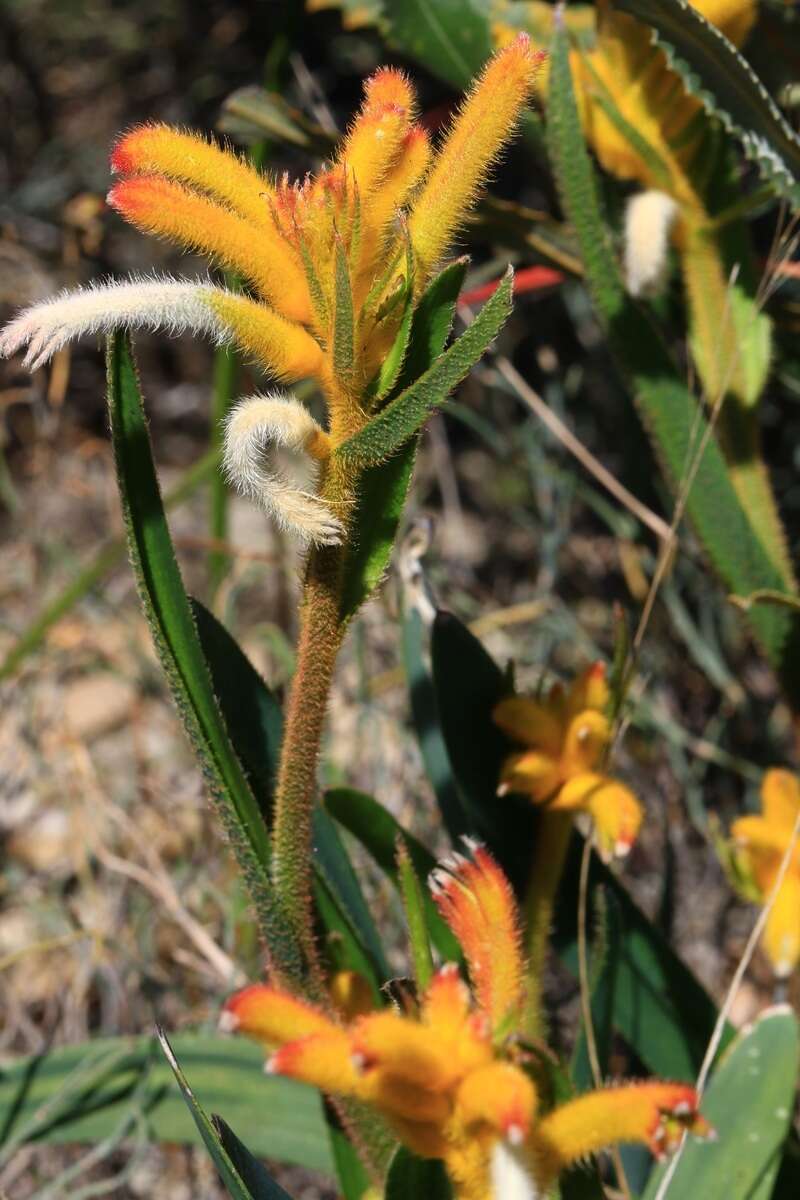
[223,393,343,547]
[623,190,678,298]
[0,275,234,370]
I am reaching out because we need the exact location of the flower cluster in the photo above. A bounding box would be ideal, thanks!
[493,662,642,859]
[723,769,800,977]
[222,843,710,1199]
[0,37,543,545]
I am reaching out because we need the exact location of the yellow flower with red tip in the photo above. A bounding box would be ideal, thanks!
[1,38,542,434]
[493,662,643,860]
[727,769,800,977]
[221,843,710,1198]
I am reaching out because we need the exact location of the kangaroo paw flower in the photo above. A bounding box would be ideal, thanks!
[222,393,342,547]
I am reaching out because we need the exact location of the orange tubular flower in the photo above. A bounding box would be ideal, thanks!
[222,843,710,1198]
[727,769,800,977]
[493,662,643,860]
[1,38,544,546]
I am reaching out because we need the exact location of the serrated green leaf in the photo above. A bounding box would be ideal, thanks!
[613,0,800,208]
[324,788,461,963]
[392,258,470,398]
[337,268,513,467]
[372,295,415,405]
[642,1006,800,1200]
[546,25,800,698]
[382,0,491,90]
[158,1029,286,1200]
[384,1145,453,1200]
[105,332,300,977]
[0,1034,332,1174]
[334,238,355,385]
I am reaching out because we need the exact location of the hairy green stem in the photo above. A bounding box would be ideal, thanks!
[271,457,353,984]
[523,811,574,1038]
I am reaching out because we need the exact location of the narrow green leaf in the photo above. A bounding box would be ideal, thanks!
[613,0,800,208]
[326,1106,372,1200]
[430,610,537,888]
[337,268,513,467]
[189,598,388,987]
[105,333,298,975]
[313,806,391,985]
[396,841,435,990]
[392,257,470,399]
[338,441,418,622]
[209,343,240,594]
[0,1033,332,1173]
[384,1145,453,1200]
[324,788,460,963]
[546,25,800,696]
[642,1006,799,1200]
[372,293,415,405]
[337,259,470,621]
[212,1116,294,1199]
[334,237,355,385]
[401,606,469,841]
[158,1029,281,1200]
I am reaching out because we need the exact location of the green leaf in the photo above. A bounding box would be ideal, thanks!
[189,597,388,989]
[337,259,470,621]
[190,598,283,812]
[554,835,729,1080]
[338,441,418,621]
[613,0,800,208]
[546,25,800,698]
[423,611,729,1079]
[0,1033,333,1175]
[334,237,356,386]
[213,1116,295,1199]
[372,293,415,405]
[383,0,491,90]
[401,606,469,840]
[430,610,537,887]
[158,1029,287,1200]
[384,1145,453,1200]
[326,1107,373,1200]
[337,268,513,467]
[324,788,461,963]
[392,258,470,399]
[396,840,435,990]
[105,332,298,975]
[642,1006,800,1200]
[312,806,391,988]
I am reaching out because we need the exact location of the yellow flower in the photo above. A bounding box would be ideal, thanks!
[1,39,542,439]
[493,662,642,860]
[729,769,800,977]
[222,843,710,1198]
[0,40,544,545]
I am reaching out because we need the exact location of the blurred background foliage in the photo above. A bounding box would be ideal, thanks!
[4,1,800,1196]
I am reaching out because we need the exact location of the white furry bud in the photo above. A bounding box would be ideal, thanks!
[623,190,678,298]
[491,1141,540,1200]
[223,393,343,547]
[0,276,234,370]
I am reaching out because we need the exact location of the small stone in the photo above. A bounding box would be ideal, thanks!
[64,674,135,741]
